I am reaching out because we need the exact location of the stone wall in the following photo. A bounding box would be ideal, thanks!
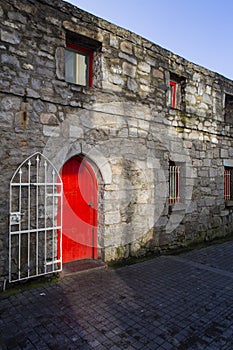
[1,0,233,283]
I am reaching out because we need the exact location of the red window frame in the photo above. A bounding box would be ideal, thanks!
[66,42,93,87]
[169,81,177,108]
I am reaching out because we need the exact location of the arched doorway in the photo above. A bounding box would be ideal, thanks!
[60,155,98,263]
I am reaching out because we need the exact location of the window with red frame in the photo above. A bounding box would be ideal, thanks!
[169,81,177,108]
[65,43,93,87]
[168,73,185,110]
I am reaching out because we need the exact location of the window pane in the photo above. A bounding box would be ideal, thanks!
[65,49,89,86]
[65,50,75,84]
[76,53,88,86]
[168,86,173,107]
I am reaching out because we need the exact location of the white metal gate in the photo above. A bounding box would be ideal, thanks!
[9,152,62,282]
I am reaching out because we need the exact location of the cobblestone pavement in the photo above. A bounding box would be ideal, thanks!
[1,240,233,350]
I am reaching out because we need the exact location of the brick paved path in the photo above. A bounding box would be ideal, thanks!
[1,240,233,349]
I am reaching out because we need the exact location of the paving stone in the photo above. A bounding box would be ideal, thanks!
[1,241,233,349]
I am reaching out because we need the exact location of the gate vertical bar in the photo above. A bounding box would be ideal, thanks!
[60,184,63,268]
[18,169,22,280]
[172,166,175,203]
[52,169,55,272]
[36,155,39,275]
[44,160,47,274]
[27,160,31,278]
[9,182,12,282]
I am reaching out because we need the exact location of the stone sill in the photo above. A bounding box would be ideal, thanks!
[169,203,186,212]
[225,200,233,207]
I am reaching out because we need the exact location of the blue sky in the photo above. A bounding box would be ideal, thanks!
[65,0,233,80]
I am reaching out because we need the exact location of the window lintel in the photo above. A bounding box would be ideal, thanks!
[66,30,102,51]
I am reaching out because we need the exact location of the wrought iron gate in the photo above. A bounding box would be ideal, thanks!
[9,152,63,282]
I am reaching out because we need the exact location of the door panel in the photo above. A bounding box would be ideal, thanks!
[61,156,97,263]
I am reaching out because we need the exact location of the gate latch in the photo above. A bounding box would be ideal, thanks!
[10,212,24,225]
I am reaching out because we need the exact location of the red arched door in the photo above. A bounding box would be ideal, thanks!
[60,156,98,263]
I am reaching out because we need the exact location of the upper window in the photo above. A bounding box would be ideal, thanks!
[65,44,93,87]
[169,81,177,108]
[169,161,180,204]
[65,31,102,88]
[168,73,185,110]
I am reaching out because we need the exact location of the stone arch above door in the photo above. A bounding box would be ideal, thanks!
[43,141,112,186]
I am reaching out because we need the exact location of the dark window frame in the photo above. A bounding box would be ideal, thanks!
[224,93,233,124]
